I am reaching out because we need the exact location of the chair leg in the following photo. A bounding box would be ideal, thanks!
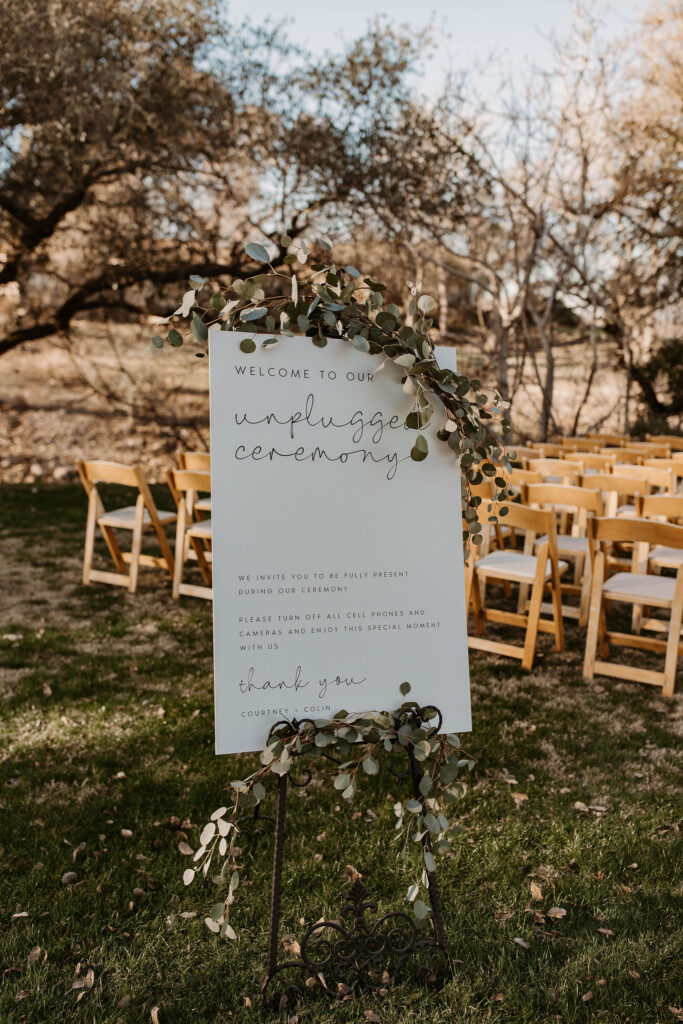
[583,551,604,679]
[82,491,98,585]
[662,579,683,698]
[522,547,548,670]
[471,572,485,636]
[550,569,565,652]
[128,497,145,594]
[578,561,592,628]
[172,504,186,600]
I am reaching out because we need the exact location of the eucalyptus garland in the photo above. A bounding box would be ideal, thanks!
[152,235,513,546]
[181,683,474,941]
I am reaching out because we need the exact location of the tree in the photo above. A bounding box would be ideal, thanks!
[0,0,283,355]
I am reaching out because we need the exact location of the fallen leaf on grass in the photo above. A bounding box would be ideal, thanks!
[282,934,300,955]
[179,911,196,920]
[71,968,95,991]
[343,865,361,883]
[511,792,528,809]
[513,937,530,949]
[364,1012,381,1022]
[120,829,133,838]
[151,1007,160,1023]
[178,842,193,856]
[597,927,614,937]
[117,995,131,1009]
[547,907,567,919]
[12,911,29,919]
[61,872,77,885]
[582,991,593,1002]
[574,801,589,812]
[27,946,41,965]
[493,994,504,1002]
[669,1008,683,1021]
[529,881,543,902]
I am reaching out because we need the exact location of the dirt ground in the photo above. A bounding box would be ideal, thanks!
[0,323,210,485]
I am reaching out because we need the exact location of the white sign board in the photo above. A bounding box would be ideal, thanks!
[209,330,471,754]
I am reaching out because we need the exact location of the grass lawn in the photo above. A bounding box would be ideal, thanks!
[1,483,681,1023]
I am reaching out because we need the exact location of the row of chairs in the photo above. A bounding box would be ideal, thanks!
[77,453,212,600]
[466,484,683,697]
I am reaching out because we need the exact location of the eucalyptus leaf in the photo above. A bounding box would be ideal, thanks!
[245,242,270,264]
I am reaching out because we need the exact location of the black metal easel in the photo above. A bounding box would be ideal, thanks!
[258,705,453,1005]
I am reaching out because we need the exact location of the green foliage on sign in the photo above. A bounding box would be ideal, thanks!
[182,684,474,942]
[152,236,513,547]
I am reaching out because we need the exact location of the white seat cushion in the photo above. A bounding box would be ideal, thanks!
[476,550,568,584]
[649,545,683,569]
[616,504,637,517]
[98,505,176,529]
[194,497,212,512]
[603,571,675,605]
[536,534,588,557]
[186,518,212,539]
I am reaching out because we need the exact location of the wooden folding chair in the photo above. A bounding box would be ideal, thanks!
[465,503,567,670]
[523,483,603,625]
[166,469,213,600]
[583,517,683,697]
[77,460,176,593]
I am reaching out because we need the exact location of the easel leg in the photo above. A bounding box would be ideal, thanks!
[409,749,446,948]
[267,773,288,977]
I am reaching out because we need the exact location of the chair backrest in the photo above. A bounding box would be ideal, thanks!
[166,469,211,501]
[506,445,538,465]
[78,459,140,489]
[628,441,671,457]
[642,458,683,484]
[588,515,683,551]
[611,464,674,491]
[600,447,643,465]
[528,458,582,482]
[636,493,683,523]
[587,433,628,447]
[579,472,650,516]
[565,451,615,472]
[524,482,603,515]
[528,442,563,458]
[497,499,561,557]
[646,433,683,452]
[178,451,211,472]
[560,437,603,452]
[507,467,543,491]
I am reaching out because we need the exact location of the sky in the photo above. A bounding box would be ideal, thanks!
[227,0,651,95]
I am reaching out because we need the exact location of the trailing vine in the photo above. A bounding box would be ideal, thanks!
[153,235,513,548]
[180,683,474,941]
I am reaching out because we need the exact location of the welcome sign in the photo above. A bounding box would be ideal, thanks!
[209,330,471,754]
